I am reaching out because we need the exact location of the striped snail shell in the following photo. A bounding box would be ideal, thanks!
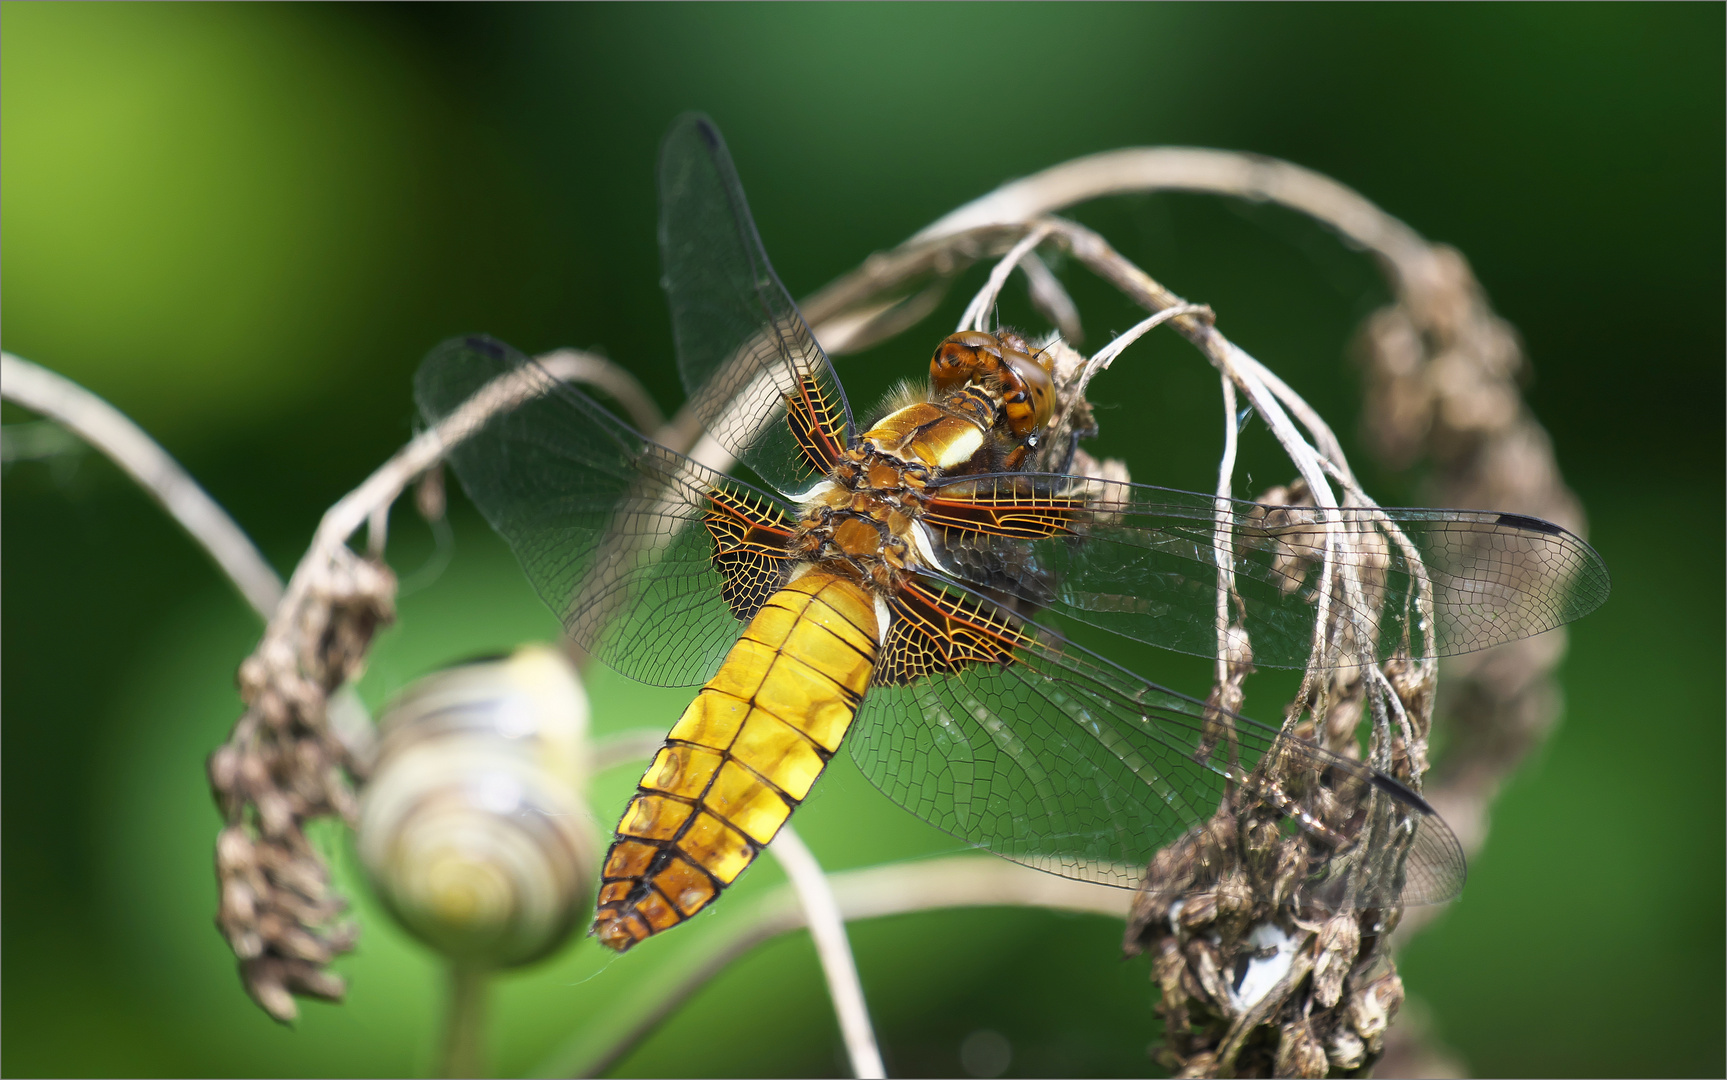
[358,645,599,969]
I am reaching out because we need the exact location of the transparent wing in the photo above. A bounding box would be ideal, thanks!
[414,335,796,687]
[658,114,855,495]
[925,473,1611,667]
[850,576,1464,908]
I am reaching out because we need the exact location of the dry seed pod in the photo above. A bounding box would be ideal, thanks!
[358,646,599,968]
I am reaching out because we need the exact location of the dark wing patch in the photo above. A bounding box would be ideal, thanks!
[922,477,1084,539]
[786,372,850,476]
[875,577,1024,685]
[703,486,795,620]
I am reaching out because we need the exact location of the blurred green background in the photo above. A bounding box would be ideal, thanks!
[4,4,1722,1077]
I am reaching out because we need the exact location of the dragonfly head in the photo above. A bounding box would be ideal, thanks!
[930,330,1055,440]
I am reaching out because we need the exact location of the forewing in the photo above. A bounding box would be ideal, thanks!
[414,335,796,687]
[850,577,1464,907]
[658,114,854,494]
[927,474,1611,667]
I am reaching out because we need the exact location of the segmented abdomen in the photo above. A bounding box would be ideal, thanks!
[592,569,880,951]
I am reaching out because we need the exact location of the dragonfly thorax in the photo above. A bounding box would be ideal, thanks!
[854,329,1059,475]
[859,396,993,470]
[793,334,1056,591]
[790,447,932,592]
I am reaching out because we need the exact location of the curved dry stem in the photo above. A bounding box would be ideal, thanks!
[907,145,1443,298]
[769,826,885,1080]
[1019,251,1084,343]
[439,963,489,1079]
[957,222,1054,333]
[1212,372,1244,686]
[1,351,286,619]
[272,349,633,639]
[537,349,666,433]
[1057,300,1214,447]
[531,856,1127,1079]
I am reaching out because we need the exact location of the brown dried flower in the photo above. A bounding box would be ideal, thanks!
[209,552,395,1021]
[1275,1018,1330,1079]
[1311,913,1361,1011]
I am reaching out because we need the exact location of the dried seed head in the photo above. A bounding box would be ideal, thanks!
[258,688,292,730]
[281,957,348,1002]
[1179,889,1219,932]
[1198,812,1237,870]
[242,957,299,1023]
[1215,870,1254,935]
[1349,969,1405,1043]
[1312,913,1361,1008]
[209,745,243,797]
[1183,938,1232,1011]
[236,654,271,697]
[1179,963,1210,1009]
[214,826,255,872]
[1323,684,1365,749]
[1151,1043,1188,1072]
[1173,1050,1218,1080]
[1327,1024,1367,1071]
[241,954,348,1023]
[1268,837,1306,909]
[1126,833,1202,951]
[1275,1018,1329,1079]
[1311,785,1344,826]
[210,552,395,1020]
[1154,936,1188,1007]
[1243,817,1279,861]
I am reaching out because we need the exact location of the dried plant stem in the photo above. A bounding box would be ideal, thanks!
[1213,372,1243,684]
[957,222,1054,333]
[907,146,1442,294]
[770,825,885,1080]
[532,856,1128,1079]
[273,348,659,650]
[1,351,285,619]
[1044,216,1381,693]
[269,352,602,646]
[440,963,489,1079]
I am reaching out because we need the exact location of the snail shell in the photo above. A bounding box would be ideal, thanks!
[358,645,599,968]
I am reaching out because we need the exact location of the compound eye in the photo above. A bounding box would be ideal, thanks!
[1001,349,1056,435]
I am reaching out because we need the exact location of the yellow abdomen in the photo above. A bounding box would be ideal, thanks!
[593,569,879,951]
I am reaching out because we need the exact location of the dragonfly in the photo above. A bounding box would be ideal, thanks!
[415,115,1610,952]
